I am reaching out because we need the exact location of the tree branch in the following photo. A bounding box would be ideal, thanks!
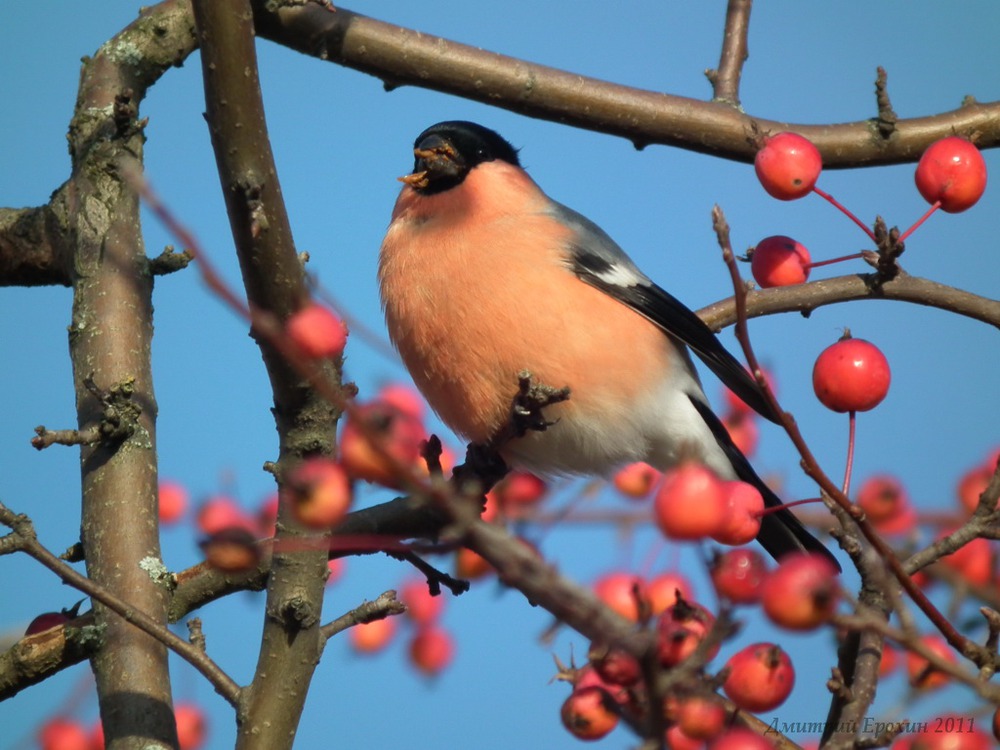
[706,0,753,107]
[251,3,1000,164]
[191,0,342,747]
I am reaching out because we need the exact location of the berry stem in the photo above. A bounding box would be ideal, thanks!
[842,411,857,496]
[754,497,825,518]
[898,200,942,243]
[812,186,878,242]
[804,252,866,270]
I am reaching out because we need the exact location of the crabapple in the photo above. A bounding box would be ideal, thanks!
[710,728,776,749]
[711,481,763,546]
[612,462,661,500]
[198,527,260,572]
[285,302,348,358]
[593,571,646,622]
[754,132,822,200]
[812,335,891,413]
[915,136,987,213]
[761,552,840,630]
[723,643,795,713]
[350,617,396,653]
[711,548,767,604]
[674,695,726,740]
[588,641,642,687]
[400,578,445,626]
[284,457,352,529]
[560,685,618,741]
[174,703,207,750]
[654,462,727,540]
[38,718,89,750]
[646,571,694,615]
[750,235,812,288]
[493,470,547,510]
[196,495,255,536]
[455,547,492,579]
[657,597,719,667]
[157,480,188,524]
[409,626,455,676]
[722,412,759,457]
[906,634,956,690]
[339,399,427,489]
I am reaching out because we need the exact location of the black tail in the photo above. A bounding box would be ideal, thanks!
[688,396,841,571]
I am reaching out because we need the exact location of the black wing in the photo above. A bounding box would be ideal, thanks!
[551,201,780,423]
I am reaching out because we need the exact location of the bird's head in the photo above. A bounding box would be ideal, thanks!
[399,121,520,195]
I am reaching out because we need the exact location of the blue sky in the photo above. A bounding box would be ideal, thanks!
[1,2,999,748]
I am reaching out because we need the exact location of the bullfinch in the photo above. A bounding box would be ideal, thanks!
[378,120,834,565]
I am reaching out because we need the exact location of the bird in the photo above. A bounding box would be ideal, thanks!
[378,120,835,566]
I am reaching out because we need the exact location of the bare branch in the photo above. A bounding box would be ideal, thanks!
[252,3,1000,164]
[706,0,753,107]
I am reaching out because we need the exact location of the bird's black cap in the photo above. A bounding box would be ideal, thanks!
[401,121,520,194]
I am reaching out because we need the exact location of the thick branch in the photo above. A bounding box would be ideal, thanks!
[63,2,198,747]
[252,3,1000,164]
[191,1,341,747]
[697,272,1000,331]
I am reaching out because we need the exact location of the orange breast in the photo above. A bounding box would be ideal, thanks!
[378,162,672,453]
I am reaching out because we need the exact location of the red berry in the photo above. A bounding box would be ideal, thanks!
[911,715,992,750]
[711,481,764,546]
[493,470,547,510]
[657,598,718,667]
[722,412,760,457]
[38,718,89,750]
[174,703,207,750]
[761,552,840,630]
[914,136,987,213]
[88,720,104,750]
[593,571,646,622]
[409,626,455,676]
[285,302,348,358]
[400,578,445,626]
[158,480,188,524]
[654,462,727,540]
[350,616,396,653]
[612,461,661,500]
[723,643,795,712]
[711,548,767,604]
[750,235,812,288]
[325,558,345,587]
[674,695,726,740]
[812,335,891,413]
[957,463,994,514]
[709,728,776,750]
[588,641,642,687]
[284,457,352,529]
[856,474,908,523]
[560,685,618,741]
[906,634,956,690]
[879,643,899,677]
[339,399,427,489]
[198,526,260,572]
[375,382,426,419]
[754,132,822,200]
[455,547,493,579]
[196,495,255,536]
[665,725,705,750]
[646,571,694,615]
[939,535,993,586]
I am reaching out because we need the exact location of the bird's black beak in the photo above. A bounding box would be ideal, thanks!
[398,134,467,190]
